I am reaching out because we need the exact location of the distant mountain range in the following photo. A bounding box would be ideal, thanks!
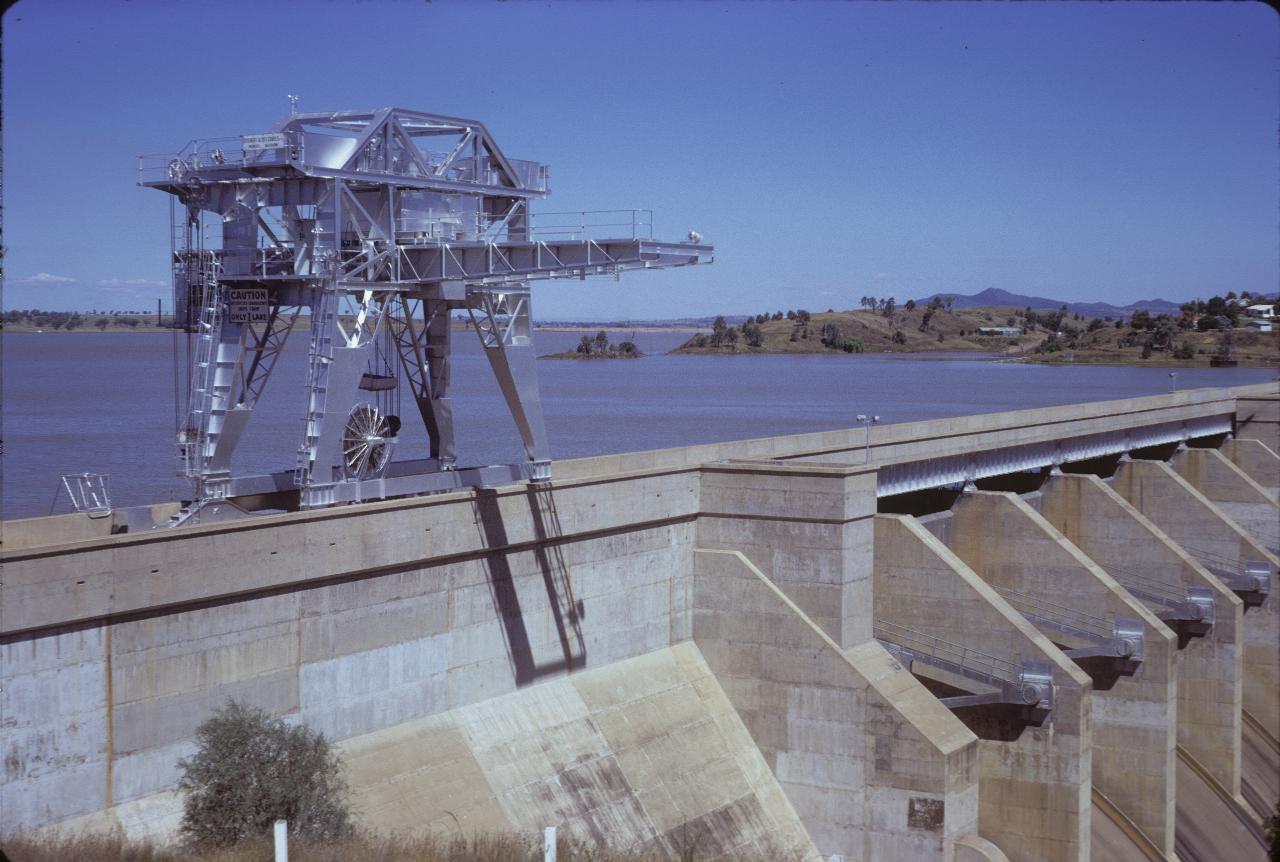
[914,288,1184,319]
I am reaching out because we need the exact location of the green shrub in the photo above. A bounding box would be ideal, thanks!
[177,701,351,848]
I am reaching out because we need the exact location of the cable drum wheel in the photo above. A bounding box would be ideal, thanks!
[341,404,397,480]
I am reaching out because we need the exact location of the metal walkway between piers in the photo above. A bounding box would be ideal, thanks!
[873,619,1054,714]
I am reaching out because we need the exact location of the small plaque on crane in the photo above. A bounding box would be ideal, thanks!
[228,288,269,323]
[242,133,286,151]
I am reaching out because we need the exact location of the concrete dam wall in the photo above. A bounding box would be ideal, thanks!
[2,381,1276,861]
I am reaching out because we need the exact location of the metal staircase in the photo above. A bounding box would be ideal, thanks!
[874,619,1054,714]
[1179,544,1272,607]
[992,586,1143,664]
[295,287,340,502]
[180,251,224,484]
[1105,564,1215,631]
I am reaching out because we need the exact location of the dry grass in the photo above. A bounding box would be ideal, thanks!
[1,831,791,862]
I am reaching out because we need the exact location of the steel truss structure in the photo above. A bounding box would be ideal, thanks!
[141,108,712,521]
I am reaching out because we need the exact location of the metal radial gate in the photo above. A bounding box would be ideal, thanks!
[140,107,712,521]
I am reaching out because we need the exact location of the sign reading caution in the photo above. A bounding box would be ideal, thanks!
[228,288,269,324]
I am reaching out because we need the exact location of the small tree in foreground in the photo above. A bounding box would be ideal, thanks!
[177,700,351,848]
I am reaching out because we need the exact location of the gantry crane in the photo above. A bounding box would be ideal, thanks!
[140,107,712,522]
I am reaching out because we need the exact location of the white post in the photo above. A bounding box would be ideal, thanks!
[274,819,288,862]
[544,826,557,862]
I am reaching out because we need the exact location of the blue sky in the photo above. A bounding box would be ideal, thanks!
[3,0,1276,318]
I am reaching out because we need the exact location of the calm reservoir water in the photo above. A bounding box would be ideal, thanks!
[3,330,1274,519]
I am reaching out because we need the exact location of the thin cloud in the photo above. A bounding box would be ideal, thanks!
[19,272,78,285]
[97,278,167,291]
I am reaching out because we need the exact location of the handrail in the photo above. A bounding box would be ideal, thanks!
[874,619,1019,683]
[993,585,1115,641]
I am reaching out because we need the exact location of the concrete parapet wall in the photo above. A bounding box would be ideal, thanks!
[1,504,182,551]
[873,515,1091,862]
[1038,471,1245,796]
[1,470,702,835]
[946,490,1177,857]
[696,460,877,648]
[1111,459,1279,745]
[693,548,981,861]
[1,468,700,636]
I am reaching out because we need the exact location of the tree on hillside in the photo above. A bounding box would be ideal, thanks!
[795,309,811,325]
[711,315,728,347]
[904,299,916,311]
[881,297,896,317]
[919,308,935,332]
[178,701,351,848]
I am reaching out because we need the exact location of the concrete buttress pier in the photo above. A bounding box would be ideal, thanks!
[696,460,876,648]
[3,382,1277,861]
[1111,459,1279,747]
[693,548,983,860]
[1171,447,1279,556]
[1033,473,1242,805]
[873,514,1090,862]
[942,490,1177,858]
[1219,438,1280,498]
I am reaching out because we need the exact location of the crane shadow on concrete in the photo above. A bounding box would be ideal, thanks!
[471,485,586,687]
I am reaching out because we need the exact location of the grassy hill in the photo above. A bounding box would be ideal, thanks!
[674,306,1043,356]
[672,305,1279,367]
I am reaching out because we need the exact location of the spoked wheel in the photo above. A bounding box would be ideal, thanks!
[342,404,396,480]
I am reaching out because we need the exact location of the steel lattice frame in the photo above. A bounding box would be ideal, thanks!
[141,107,713,520]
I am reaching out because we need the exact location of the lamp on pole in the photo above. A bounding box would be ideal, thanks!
[855,414,880,464]
[1168,372,1177,393]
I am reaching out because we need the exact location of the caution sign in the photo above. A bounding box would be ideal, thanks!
[242,133,287,151]
[228,288,269,324]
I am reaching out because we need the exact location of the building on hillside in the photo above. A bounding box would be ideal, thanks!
[1244,318,1273,333]
[977,326,1022,337]
[1245,303,1275,319]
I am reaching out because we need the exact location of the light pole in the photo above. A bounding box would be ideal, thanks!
[1168,372,1177,393]
[855,414,880,464]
